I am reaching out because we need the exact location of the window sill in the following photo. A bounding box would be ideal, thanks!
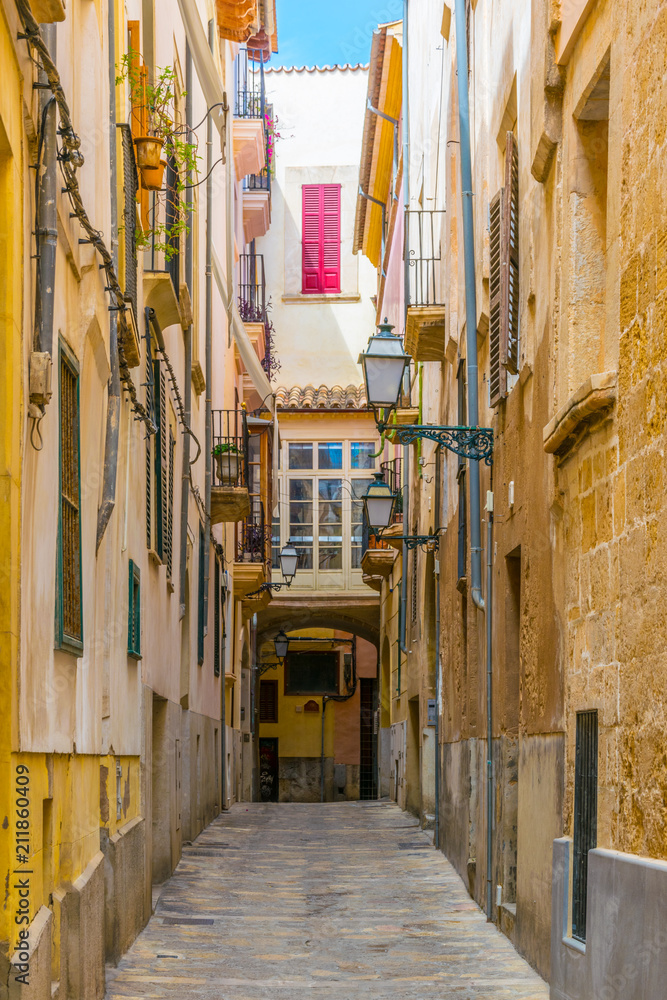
[55,636,84,657]
[562,935,586,955]
[127,650,142,662]
[282,293,361,304]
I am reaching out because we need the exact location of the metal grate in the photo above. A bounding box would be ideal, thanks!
[234,47,265,119]
[60,352,82,642]
[165,156,180,301]
[359,678,378,800]
[572,710,598,942]
[238,496,268,563]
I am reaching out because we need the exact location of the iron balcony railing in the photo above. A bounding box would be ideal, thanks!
[380,457,403,524]
[238,497,270,564]
[211,408,249,489]
[238,252,266,324]
[361,458,403,558]
[234,47,265,119]
[243,157,271,195]
[404,209,446,308]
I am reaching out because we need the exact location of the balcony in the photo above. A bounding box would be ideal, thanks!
[404,209,447,361]
[234,497,272,611]
[143,170,187,331]
[210,409,251,525]
[242,105,272,242]
[233,50,267,180]
[238,252,267,324]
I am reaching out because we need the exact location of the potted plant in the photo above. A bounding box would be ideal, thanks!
[116,60,179,171]
[213,442,241,484]
[140,157,167,192]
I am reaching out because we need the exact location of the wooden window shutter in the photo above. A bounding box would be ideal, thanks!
[260,680,278,723]
[145,334,153,549]
[197,523,205,665]
[322,184,341,292]
[214,558,221,677]
[128,560,141,659]
[501,132,520,374]
[167,427,175,578]
[153,360,168,561]
[57,343,83,651]
[302,185,321,293]
[488,190,506,406]
[301,184,341,293]
[121,125,138,321]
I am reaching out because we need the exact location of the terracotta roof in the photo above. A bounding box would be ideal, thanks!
[266,63,369,74]
[276,384,368,410]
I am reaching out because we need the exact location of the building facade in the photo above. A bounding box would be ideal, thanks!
[0,0,280,995]
[355,0,667,996]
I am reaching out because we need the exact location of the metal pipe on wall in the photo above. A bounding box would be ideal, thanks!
[485,491,494,921]
[453,0,494,919]
[179,42,194,620]
[434,449,442,849]
[34,24,57,358]
[453,0,484,614]
[96,7,121,552]
[203,20,214,633]
[400,0,410,662]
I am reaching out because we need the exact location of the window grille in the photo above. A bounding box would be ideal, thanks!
[259,680,278,723]
[572,710,598,942]
[127,560,141,659]
[57,343,83,651]
[197,523,205,665]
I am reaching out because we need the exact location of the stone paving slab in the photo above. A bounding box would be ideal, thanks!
[106,802,549,999]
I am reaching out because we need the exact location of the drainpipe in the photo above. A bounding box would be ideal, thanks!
[34,24,57,358]
[434,449,441,849]
[400,0,410,664]
[203,20,214,631]
[485,489,494,920]
[454,0,484,614]
[96,5,121,551]
[454,0,494,919]
[179,42,194,619]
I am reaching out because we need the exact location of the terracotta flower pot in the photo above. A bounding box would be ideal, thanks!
[134,136,164,169]
[140,158,166,192]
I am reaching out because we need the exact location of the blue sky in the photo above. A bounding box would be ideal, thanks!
[272,0,403,69]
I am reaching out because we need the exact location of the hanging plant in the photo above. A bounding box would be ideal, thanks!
[264,109,283,177]
[116,57,200,262]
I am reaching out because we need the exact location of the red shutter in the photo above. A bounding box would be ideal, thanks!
[302,185,321,293]
[301,184,341,294]
[322,184,341,292]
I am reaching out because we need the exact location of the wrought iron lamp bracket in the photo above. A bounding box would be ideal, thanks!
[377,419,494,465]
[245,581,290,599]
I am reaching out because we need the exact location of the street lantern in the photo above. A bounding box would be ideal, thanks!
[279,544,298,585]
[358,318,410,418]
[362,473,397,531]
[274,630,289,661]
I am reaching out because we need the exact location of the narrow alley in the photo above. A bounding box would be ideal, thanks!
[105,803,548,999]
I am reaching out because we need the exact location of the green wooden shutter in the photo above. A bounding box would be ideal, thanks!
[120,124,138,321]
[128,559,141,659]
[197,523,205,665]
[145,332,153,549]
[167,427,175,578]
[214,557,221,677]
[56,339,83,654]
[153,359,167,561]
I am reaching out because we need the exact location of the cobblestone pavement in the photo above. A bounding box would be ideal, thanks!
[106,802,549,999]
